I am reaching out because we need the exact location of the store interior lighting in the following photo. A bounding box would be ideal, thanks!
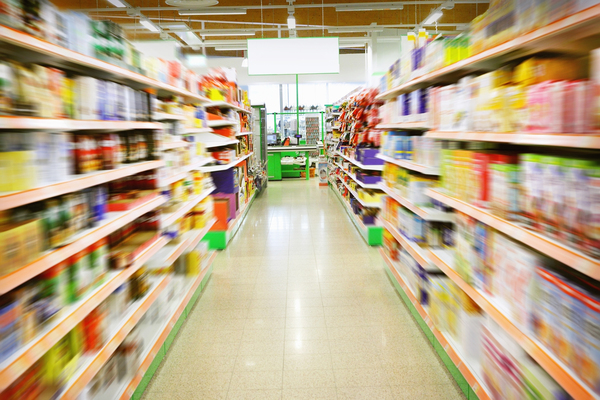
[335,3,404,12]
[176,31,203,46]
[287,14,296,30]
[423,10,444,25]
[140,18,160,33]
[106,0,128,7]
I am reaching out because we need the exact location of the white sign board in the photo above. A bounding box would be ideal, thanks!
[247,37,340,75]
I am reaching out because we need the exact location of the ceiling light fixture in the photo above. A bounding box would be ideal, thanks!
[178,8,247,15]
[106,0,128,7]
[177,31,203,46]
[423,10,443,25]
[287,14,296,30]
[335,3,404,12]
[140,18,160,33]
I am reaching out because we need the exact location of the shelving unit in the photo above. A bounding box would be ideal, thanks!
[376,4,600,101]
[0,15,259,399]
[426,188,600,280]
[0,26,211,102]
[204,191,257,250]
[116,251,217,400]
[425,130,600,149]
[336,151,384,171]
[207,119,239,128]
[0,235,169,392]
[379,184,454,222]
[0,195,166,295]
[161,185,216,228]
[200,152,253,173]
[235,131,252,136]
[373,5,600,400]
[340,179,380,208]
[376,154,439,176]
[0,160,165,211]
[337,166,380,190]
[331,184,383,246]
[380,248,491,400]
[0,117,161,131]
[376,122,431,131]
[428,249,597,400]
[58,274,172,399]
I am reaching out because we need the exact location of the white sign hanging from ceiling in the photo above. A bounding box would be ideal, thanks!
[247,37,340,75]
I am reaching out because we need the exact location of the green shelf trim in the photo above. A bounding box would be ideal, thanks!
[131,268,213,400]
[384,265,479,400]
[330,185,382,246]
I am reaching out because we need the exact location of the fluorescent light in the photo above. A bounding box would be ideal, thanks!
[287,15,296,30]
[177,31,203,46]
[199,30,255,36]
[241,58,248,67]
[178,8,246,15]
[423,11,443,25]
[140,19,160,33]
[335,3,404,12]
[106,0,127,7]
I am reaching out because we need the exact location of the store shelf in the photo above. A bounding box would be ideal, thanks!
[226,192,256,243]
[376,154,440,176]
[153,112,186,121]
[149,219,216,268]
[340,179,380,208]
[161,185,216,228]
[207,119,238,128]
[0,117,161,131]
[0,195,166,295]
[376,4,600,100]
[197,132,240,149]
[376,122,431,131]
[425,130,600,149]
[0,25,210,102]
[205,101,251,114]
[117,251,217,400]
[380,218,439,272]
[182,127,213,135]
[336,151,384,171]
[235,131,252,136]
[425,188,600,280]
[380,248,492,400]
[200,152,253,172]
[0,160,164,211]
[338,167,381,190]
[379,183,454,222]
[428,249,597,400]
[58,274,171,400]
[0,235,169,392]
[161,140,190,151]
[331,185,382,246]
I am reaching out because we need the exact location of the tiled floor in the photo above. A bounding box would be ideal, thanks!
[142,180,465,400]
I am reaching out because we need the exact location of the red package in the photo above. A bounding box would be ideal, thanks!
[473,152,494,209]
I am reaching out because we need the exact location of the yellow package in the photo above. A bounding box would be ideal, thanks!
[187,249,201,275]
[514,58,581,86]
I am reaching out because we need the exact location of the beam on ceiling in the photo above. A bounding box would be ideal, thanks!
[77,0,489,13]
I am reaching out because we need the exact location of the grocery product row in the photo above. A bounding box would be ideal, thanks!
[378,2,600,100]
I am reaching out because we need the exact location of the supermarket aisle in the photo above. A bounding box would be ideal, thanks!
[142,180,464,400]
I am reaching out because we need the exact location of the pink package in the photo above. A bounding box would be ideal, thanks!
[564,80,594,133]
[548,81,568,133]
[527,82,551,133]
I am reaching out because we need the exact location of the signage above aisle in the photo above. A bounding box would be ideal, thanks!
[247,37,340,75]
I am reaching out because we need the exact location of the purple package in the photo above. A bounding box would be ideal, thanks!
[419,88,429,114]
[97,80,107,120]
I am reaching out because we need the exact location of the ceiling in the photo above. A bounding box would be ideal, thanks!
[55,0,489,56]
